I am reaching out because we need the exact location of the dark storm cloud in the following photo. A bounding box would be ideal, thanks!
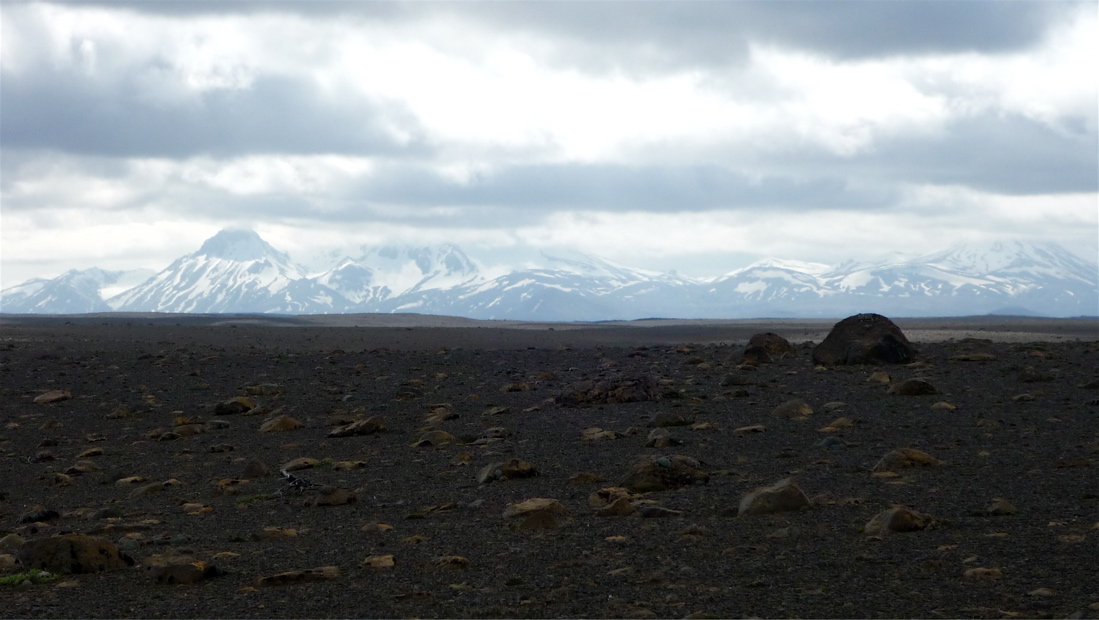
[0,67,429,159]
[850,115,1099,195]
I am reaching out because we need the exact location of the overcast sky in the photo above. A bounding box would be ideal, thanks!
[2,0,1096,287]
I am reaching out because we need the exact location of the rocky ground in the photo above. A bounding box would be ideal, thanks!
[0,316,1097,619]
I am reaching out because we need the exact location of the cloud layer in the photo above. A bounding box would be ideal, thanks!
[2,1,1095,288]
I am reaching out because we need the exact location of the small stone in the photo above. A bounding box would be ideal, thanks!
[581,427,623,442]
[738,478,811,516]
[734,425,766,434]
[280,457,318,472]
[253,566,340,587]
[867,371,893,384]
[930,402,957,411]
[1028,587,1055,597]
[863,505,937,537]
[259,415,302,432]
[213,397,255,415]
[646,412,692,428]
[988,498,1018,516]
[239,460,270,479]
[962,567,1003,580]
[950,353,998,362]
[771,398,812,418]
[873,448,942,472]
[362,555,395,569]
[638,505,684,518]
[645,428,680,448]
[328,416,385,438]
[430,555,470,569]
[413,430,456,447]
[619,455,708,493]
[34,390,72,404]
[887,378,937,396]
[129,480,180,497]
[306,487,357,507]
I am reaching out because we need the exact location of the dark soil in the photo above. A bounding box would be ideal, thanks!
[1,318,1097,619]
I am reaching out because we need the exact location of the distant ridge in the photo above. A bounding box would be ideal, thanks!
[2,230,1096,319]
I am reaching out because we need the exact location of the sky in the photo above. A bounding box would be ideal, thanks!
[1,0,1097,288]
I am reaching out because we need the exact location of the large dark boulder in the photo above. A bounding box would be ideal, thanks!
[812,313,917,366]
[17,534,134,574]
[555,374,659,406]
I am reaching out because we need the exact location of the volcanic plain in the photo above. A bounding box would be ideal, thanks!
[1,314,1097,619]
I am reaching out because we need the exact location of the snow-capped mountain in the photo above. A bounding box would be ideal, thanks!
[2,229,1096,319]
[108,229,350,314]
[0,268,155,314]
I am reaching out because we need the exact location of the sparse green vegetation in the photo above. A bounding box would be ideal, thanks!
[234,493,274,505]
[0,570,57,586]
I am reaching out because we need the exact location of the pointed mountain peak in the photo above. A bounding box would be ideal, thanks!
[196,229,285,262]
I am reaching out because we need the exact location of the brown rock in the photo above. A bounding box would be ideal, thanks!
[620,455,708,493]
[771,398,813,418]
[413,430,457,447]
[645,428,680,449]
[214,396,255,415]
[279,457,318,472]
[253,565,340,587]
[738,478,812,516]
[555,374,659,406]
[950,353,998,362]
[477,458,539,483]
[34,390,72,404]
[864,505,937,537]
[239,460,270,479]
[748,332,797,358]
[362,555,395,569]
[811,313,917,366]
[888,378,938,396]
[988,498,1018,516]
[873,448,942,472]
[581,427,623,442]
[306,487,357,507]
[259,415,302,432]
[738,345,772,365]
[328,416,385,438]
[17,534,134,574]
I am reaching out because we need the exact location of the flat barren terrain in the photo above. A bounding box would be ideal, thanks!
[1,315,1097,618]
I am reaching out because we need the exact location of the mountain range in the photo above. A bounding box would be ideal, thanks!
[2,229,1096,319]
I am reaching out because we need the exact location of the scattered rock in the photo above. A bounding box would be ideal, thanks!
[259,415,302,432]
[748,332,797,358]
[362,555,395,569]
[645,428,680,449]
[17,534,134,574]
[887,378,937,396]
[555,374,659,406]
[863,505,937,537]
[646,412,692,428]
[620,455,708,493]
[950,353,998,362]
[873,448,942,472]
[328,416,386,438]
[34,390,72,404]
[239,460,271,479]
[253,566,340,587]
[738,345,772,365]
[987,498,1018,516]
[963,567,1003,580]
[812,313,917,366]
[737,478,811,517]
[477,459,539,483]
[413,430,457,447]
[305,487,357,507]
[734,425,766,434]
[771,398,812,418]
[213,397,255,415]
[503,498,569,530]
[275,460,317,477]
[867,371,893,384]
[581,427,623,442]
[129,479,181,497]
